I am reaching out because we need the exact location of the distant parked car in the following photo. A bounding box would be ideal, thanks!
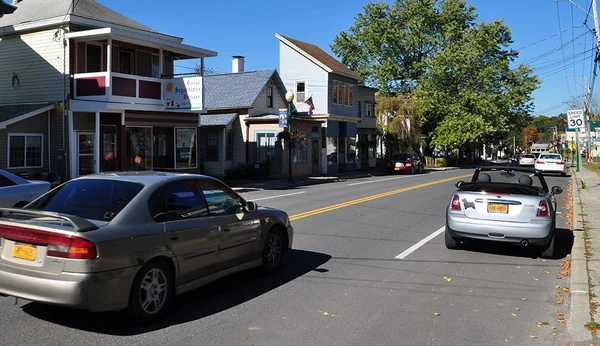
[386,153,425,174]
[446,166,563,259]
[0,171,293,324]
[534,153,566,176]
[511,154,520,162]
[519,154,535,166]
[0,170,50,208]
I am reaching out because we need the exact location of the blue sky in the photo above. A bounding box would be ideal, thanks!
[100,0,598,117]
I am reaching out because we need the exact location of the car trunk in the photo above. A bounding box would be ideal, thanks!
[0,210,102,274]
[458,183,542,223]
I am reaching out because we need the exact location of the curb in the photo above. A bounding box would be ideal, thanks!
[568,168,593,341]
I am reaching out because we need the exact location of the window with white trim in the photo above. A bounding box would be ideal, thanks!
[8,134,43,169]
[333,80,354,106]
[295,81,306,103]
[366,103,374,117]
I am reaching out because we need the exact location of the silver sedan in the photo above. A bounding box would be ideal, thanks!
[446,166,562,258]
[0,172,293,324]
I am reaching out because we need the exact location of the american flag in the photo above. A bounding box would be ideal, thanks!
[304,96,315,116]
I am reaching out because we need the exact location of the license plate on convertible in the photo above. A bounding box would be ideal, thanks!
[12,243,37,261]
[487,203,508,214]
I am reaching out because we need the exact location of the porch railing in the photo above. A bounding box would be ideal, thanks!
[73,72,163,106]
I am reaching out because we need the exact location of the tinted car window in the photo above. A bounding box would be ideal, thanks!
[392,154,411,161]
[0,174,15,188]
[198,179,243,215]
[521,154,535,158]
[161,180,208,222]
[28,179,143,221]
[540,154,561,160]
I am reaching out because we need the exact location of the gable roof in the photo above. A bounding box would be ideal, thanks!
[276,33,363,81]
[0,103,54,129]
[200,113,237,127]
[0,0,156,33]
[203,69,287,110]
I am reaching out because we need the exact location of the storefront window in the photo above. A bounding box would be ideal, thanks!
[175,128,197,169]
[126,127,152,170]
[346,137,356,163]
[256,131,277,162]
[292,131,309,163]
[327,137,338,165]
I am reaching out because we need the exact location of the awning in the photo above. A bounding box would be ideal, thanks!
[0,103,54,129]
[200,113,237,127]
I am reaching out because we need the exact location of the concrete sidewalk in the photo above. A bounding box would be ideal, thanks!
[569,165,600,342]
[227,166,459,192]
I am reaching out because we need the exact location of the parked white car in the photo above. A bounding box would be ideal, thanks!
[534,153,566,176]
[0,170,51,207]
[519,154,536,166]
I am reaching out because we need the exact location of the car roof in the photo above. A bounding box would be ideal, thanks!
[72,171,220,186]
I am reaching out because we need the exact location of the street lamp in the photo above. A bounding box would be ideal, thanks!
[285,90,294,181]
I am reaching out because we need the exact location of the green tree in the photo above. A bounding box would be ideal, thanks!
[375,94,422,156]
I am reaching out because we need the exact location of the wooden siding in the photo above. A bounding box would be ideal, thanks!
[49,106,69,177]
[0,112,49,174]
[0,28,70,104]
[249,78,288,117]
[279,41,329,115]
[231,117,246,166]
[201,128,224,177]
[327,74,360,118]
[357,86,376,130]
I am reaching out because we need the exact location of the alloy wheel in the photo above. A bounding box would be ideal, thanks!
[266,233,283,267]
[139,268,168,314]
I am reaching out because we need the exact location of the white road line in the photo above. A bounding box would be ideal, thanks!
[250,191,306,201]
[347,175,411,186]
[395,226,445,259]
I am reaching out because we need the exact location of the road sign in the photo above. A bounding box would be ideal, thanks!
[567,109,585,129]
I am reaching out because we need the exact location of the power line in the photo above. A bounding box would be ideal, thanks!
[556,1,574,97]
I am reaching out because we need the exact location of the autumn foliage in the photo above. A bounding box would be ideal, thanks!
[523,125,539,151]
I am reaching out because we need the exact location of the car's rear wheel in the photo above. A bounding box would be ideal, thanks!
[540,232,557,259]
[445,227,460,250]
[128,260,174,325]
[261,227,285,273]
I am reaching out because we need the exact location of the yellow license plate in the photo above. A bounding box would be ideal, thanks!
[12,243,37,261]
[487,203,508,214]
[394,167,400,171]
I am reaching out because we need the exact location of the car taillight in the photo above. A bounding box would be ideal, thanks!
[451,195,461,211]
[0,225,97,259]
[536,200,549,217]
[557,161,565,165]
[536,160,545,164]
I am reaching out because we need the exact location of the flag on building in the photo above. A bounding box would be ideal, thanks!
[304,96,315,116]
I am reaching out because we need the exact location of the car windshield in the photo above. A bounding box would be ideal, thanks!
[539,154,561,160]
[522,154,535,158]
[392,154,411,160]
[26,179,144,222]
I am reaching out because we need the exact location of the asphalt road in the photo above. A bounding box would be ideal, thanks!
[0,168,574,346]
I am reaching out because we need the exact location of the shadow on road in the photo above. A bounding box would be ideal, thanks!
[21,249,331,335]
[457,227,574,260]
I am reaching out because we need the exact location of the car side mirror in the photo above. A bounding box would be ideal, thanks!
[551,186,563,195]
[455,181,464,188]
[245,201,257,213]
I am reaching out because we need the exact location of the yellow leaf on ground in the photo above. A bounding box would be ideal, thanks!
[551,332,558,336]
[511,313,517,317]
[516,266,521,269]
[545,270,550,274]
[529,335,537,339]
[323,312,330,316]
[522,298,527,301]
[514,308,521,311]
[433,312,440,316]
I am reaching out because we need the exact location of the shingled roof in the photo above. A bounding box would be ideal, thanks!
[203,69,286,110]
[0,0,156,33]
[276,33,362,81]
[0,103,54,128]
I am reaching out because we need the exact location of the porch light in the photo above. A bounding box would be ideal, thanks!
[286,90,295,103]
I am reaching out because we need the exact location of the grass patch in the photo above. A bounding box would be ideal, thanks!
[587,163,600,176]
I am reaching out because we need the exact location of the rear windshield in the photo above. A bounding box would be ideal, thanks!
[539,154,561,160]
[521,154,535,158]
[26,179,144,221]
[392,154,412,160]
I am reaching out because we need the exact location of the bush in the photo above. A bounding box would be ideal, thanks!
[49,181,60,190]
[225,164,254,179]
[435,157,447,167]
[425,156,435,167]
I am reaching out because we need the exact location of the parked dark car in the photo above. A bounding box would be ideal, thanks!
[387,153,425,174]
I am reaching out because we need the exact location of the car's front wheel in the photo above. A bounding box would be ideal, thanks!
[128,260,174,325]
[261,227,286,273]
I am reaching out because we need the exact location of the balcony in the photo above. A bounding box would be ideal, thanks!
[73,72,163,106]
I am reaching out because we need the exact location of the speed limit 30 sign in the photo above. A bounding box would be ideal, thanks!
[567,109,585,129]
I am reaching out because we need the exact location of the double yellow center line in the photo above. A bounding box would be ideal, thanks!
[289,173,472,221]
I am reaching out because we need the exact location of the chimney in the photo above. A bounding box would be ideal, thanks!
[232,56,245,73]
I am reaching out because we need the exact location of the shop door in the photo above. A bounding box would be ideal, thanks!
[100,125,118,171]
[312,138,320,174]
[77,132,95,176]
